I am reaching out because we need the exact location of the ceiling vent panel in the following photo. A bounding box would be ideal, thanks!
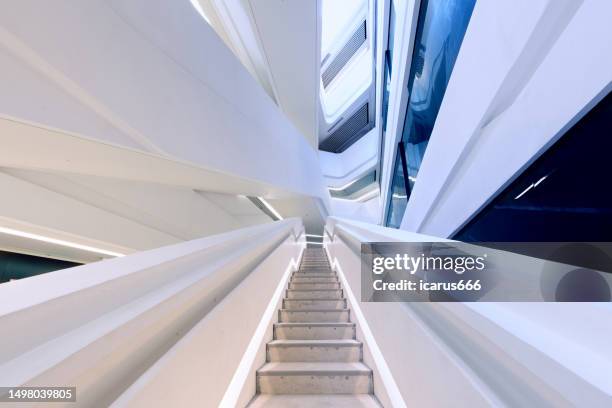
[319,102,373,153]
[321,21,367,89]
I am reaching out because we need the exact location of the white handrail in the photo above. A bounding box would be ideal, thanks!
[0,218,304,406]
[325,216,612,407]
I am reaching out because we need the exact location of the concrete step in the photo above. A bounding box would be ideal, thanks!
[279,309,350,323]
[267,340,362,362]
[257,362,372,394]
[292,272,336,277]
[283,299,346,310]
[248,394,381,407]
[286,289,343,299]
[296,267,333,271]
[289,282,340,290]
[274,322,356,340]
[291,276,338,283]
[295,270,334,275]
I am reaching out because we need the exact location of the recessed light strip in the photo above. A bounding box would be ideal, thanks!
[333,188,379,202]
[328,177,361,192]
[0,226,125,258]
[189,0,211,24]
[258,197,284,220]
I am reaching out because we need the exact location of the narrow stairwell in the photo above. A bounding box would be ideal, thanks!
[249,248,380,407]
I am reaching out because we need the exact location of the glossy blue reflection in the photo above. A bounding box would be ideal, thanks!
[385,0,475,227]
[454,91,612,242]
[402,0,475,187]
[386,147,408,227]
[382,1,395,131]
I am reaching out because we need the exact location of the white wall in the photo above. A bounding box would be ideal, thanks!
[396,0,612,237]
[324,218,494,407]
[247,0,320,148]
[0,0,330,258]
[0,0,328,201]
[320,128,379,189]
[0,219,304,407]
[330,196,381,225]
[325,217,612,407]
[113,233,304,408]
[0,168,275,262]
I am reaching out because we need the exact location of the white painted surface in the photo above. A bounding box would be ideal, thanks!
[204,0,280,102]
[325,217,612,407]
[112,231,305,408]
[320,128,378,187]
[330,196,381,225]
[0,219,304,407]
[0,0,330,258]
[0,167,275,261]
[397,0,612,237]
[248,0,320,147]
[0,0,328,201]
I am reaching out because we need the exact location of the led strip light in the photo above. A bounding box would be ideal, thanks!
[0,226,125,257]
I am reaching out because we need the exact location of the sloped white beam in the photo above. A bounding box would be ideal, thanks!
[0,219,304,407]
[0,0,329,206]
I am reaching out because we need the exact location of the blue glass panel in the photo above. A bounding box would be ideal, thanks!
[382,1,396,131]
[385,0,475,227]
[385,147,409,228]
[402,0,476,188]
[454,90,612,242]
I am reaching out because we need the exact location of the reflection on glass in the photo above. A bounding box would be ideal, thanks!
[454,91,612,242]
[385,0,475,227]
[402,0,476,188]
[386,145,409,228]
[382,1,396,131]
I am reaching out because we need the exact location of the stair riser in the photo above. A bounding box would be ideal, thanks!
[296,271,334,275]
[291,277,338,283]
[283,299,346,310]
[289,283,340,290]
[274,326,355,340]
[257,374,372,394]
[286,290,343,299]
[267,345,361,362]
[292,273,336,278]
[279,310,350,323]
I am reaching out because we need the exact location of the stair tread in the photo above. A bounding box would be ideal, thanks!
[283,298,345,301]
[269,339,360,346]
[258,362,370,375]
[249,394,380,407]
[287,288,341,292]
[280,308,348,312]
[275,322,355,327]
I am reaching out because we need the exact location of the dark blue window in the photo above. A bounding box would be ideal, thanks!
[385,143,409,228]
[454,90,612,242]
[386,0,475,227]
[382,1,396,131]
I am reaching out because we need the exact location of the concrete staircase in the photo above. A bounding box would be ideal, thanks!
[249,248,380,407]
